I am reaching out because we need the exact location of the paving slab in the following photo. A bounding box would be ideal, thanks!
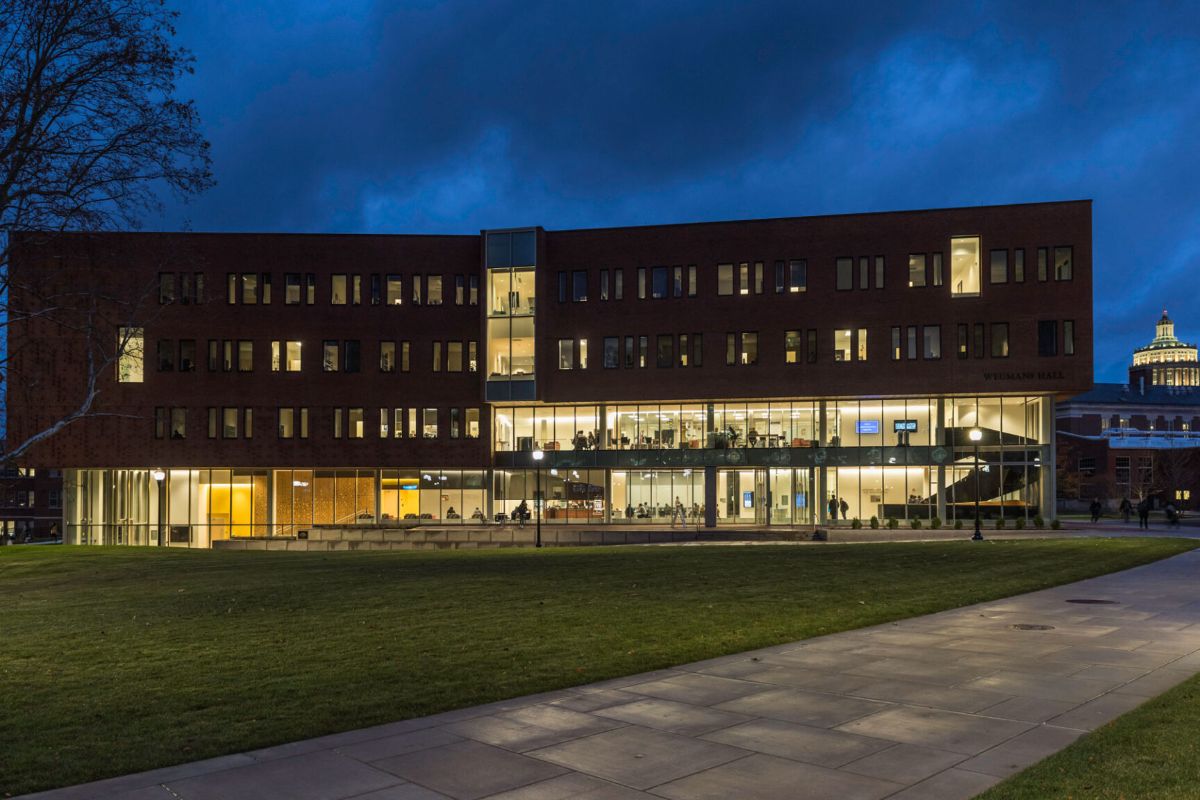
[23,548,1200,800]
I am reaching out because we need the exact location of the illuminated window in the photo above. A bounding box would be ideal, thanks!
[380,341,396,372]
[386,274,402,305]
[427,275,443,305]
[908,254,926,287]
[1054,246,1073,280]
[117,327,144,383]
[950,237,981,296]
[558,339,574,370]
[717,263,733,295]
[331,274,347,305]
[991,323,1010,357]
[834,329,852,361]
[786,330,803,363]
[856,328,867,361]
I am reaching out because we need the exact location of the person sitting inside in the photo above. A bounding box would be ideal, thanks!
[446,506,460,519]
[470,507,485,520]
[748,427,760,447]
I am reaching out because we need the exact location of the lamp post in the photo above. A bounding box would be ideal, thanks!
[532,449,544,548]
[968,428,984,541]
[152,469,166,547]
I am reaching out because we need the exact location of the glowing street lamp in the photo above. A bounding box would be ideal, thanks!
[968,428,984,541]
[532,449,544,548]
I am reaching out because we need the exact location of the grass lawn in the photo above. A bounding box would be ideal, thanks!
[0,538,1194,795]
[978,672,1200,799]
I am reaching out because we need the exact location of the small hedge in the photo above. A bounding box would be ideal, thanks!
[869,515,879,529]
[851,517,862,529]
[930,516,942,530]
[887,517,899,529]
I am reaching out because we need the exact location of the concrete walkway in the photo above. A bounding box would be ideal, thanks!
[25,550,1200,800]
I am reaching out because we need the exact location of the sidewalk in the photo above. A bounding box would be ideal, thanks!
[25,550,1200,800]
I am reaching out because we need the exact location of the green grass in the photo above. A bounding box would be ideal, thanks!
[0,539,1194,795]
[978,672,1200,799]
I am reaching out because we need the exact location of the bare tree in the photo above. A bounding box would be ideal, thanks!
[1,0,212,462]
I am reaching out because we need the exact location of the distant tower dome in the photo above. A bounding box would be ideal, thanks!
[1130,308,1200,388]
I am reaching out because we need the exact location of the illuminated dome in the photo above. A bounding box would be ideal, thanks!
[1130,309,1199,387]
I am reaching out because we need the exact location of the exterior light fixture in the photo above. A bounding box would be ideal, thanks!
[968,428,984,541]
[151,470,166,482]
[531,449,544,548]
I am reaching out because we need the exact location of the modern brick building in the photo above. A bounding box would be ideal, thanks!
[7,200,1092,546]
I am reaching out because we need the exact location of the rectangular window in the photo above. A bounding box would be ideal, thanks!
[468,340,478,372]
[351,274,362,305]
[159,273,175,304]
[450,408,461,439]
[378,408,389,438]
[859,257,869,290]
[407,408,417,438]
[261,273,272,304]
[656,335,673,367]
[603,336,619,368]
[334,408,343,439]
[412,274,422,305]
[806,330,817,363]
[432,341,442,373]
[279,408,295,439]
[957,324,969,359]
[179,339,196,372]
[448,341,463,372]
[305,273,316,304]
[466,408,480,439]
[1054,246,1073,280]
[427,275,443,305]
[207,407,217,438]
[195,273,206,303]
[741,332,759,365]
[950,236,981,296]
[1037,247,1048,281]
[157,339,174,372]
[401,341,410,372]
[271,341,281,371]
[117,327,144,383]
[624,335,634,368]
[179,273,193,304]
[990,249,1008,283]
[579,338,588,369]
[348,408,363,439]
[754,261,764,294]
[991,323,1010,357]
[556,271,565,303]
[455,275,465,305]
[331,274,347,304]
[775,260,785,294]
[678,334,689,367]
[207,339,219,372]
[786,330,803,363]
[392,408,402,439]
[1038,320,1058,356]
[237,340,253,372]
[923,325,941,359]
[891,327,901,361]
[155,407,165,439]
[789,259,806,292]
[342,340,360,373]
[380,341,396,372]
[638,335,648,367]
[243,408,253,439]
[386,274,402,305]
[1065,320,1076,355]
[614,269,624,300]
[222,407,238,439]
[469,275,479,306]
[370,273,381,305]
[974,323,985,359]
[834,329,852,361]
[932,252,943,287]
[738,262,749,295]
[836,257,853,290]
[726,333,736,366]
[688,265,697,296]
[285,273,301,304]
[907,326,917,360]
[226,273,237,304]
[600,270,610,301]
[422,408,438,438]
[572,270,588,302]
[717,263,734,295]
[638,267,647,299]
[223,340,233,372]
[875,256,884,288]
[908,254,926,287]
[558,339,574,369]
[1014,249,1025,282]
[856,328,867,361]
[651,266,668,299]
[673,265,683,297]
[323,340,338,372]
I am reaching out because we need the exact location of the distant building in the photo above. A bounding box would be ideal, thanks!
[0,465,64,542]
[1129,310,1199,389]
[1057,312,1200,511]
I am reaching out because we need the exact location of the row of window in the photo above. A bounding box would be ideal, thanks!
[150,339,480,374]
[158,272,480,307]
[555,322,1075,370]
[2,489,61,508]
[153,407,482,440]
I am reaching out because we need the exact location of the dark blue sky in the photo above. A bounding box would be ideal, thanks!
[164,1,1200,383]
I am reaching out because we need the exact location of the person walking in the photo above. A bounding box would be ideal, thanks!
[671,496,684,527]
[1089,498,1102,523]
[1137,497,1151,529]
[1119,497,1133,524]
[839,497,849,521]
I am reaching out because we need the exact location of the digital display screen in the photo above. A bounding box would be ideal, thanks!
[856,420,880,434]
[795,493,806,509]
[743,491,754,509]
[894,420,918,432]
